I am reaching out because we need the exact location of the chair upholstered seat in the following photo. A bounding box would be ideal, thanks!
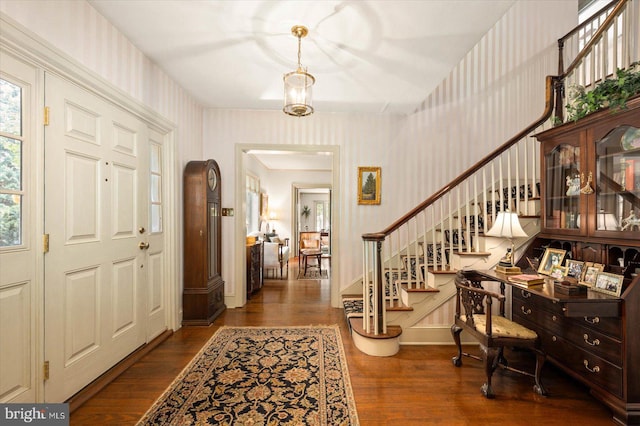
[472,314,538,339]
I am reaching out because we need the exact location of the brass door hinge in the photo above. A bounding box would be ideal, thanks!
[44,106,50,126]
[43,234,49,253]
[43,361,50,381]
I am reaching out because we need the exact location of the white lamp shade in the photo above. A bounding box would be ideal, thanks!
[486,211,527,238]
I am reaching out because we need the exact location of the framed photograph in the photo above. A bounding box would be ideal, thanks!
[550,265,568,280]
[565,259,585,280]
[592,272,624,297]
[537,248,567,276]
[580,263,604,287]
[358,167,381,205]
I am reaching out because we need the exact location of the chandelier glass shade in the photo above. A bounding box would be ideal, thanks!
[283,25,315,117]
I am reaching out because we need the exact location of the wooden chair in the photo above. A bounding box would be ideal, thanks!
[298,231,322,274]
[451,270,547,398]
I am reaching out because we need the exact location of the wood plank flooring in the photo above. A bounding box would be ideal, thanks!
[71,260,615,425]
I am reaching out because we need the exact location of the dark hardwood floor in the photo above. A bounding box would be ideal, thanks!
[71,259,615,425]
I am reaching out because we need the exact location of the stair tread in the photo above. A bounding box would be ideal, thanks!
[404,287,439,293]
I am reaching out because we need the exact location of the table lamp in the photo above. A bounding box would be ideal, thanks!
[486,210,527,274]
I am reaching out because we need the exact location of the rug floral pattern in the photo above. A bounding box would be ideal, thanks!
[137,325,359,425]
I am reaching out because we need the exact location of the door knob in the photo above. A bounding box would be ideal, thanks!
[139,242,150,250]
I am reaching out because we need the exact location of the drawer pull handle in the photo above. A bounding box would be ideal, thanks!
[521,290,531,298]
[583,334,600,346]
[521,306,532,315]
[584,316,600,324]
[552,336,557,342]
[552,315,557,321]
[583,360,600,374]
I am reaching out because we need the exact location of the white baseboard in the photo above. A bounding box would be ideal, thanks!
[399,326,478,345]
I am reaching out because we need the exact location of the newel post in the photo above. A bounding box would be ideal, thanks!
[363,232,386,334]
[554,39,565,123]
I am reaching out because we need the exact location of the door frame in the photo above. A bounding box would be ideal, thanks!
[1,14,180,401]
[234,143,341,309]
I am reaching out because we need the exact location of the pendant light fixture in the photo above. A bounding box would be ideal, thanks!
[283,25,315,117]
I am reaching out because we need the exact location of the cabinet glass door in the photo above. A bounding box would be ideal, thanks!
[595,125,640,234]
[544,143,582,231]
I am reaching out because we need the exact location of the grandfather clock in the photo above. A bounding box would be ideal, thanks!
[183,159,225,325]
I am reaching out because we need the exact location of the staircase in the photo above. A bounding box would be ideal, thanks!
[345,0,640,356]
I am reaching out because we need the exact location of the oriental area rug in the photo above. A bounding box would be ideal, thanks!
[297,269,329,280]
[136,325,359,425]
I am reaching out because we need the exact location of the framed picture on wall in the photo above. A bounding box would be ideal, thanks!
[358,166,381,205]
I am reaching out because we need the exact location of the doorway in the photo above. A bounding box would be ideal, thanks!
[293,185,331,258]
[235,144,340,309]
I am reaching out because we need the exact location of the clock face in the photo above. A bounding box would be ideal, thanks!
[207,168,217,191]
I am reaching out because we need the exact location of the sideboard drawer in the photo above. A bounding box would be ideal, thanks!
[572,315,622,339]
[560,322,622,365]
[540,333,623,398]
[513,288,565,315]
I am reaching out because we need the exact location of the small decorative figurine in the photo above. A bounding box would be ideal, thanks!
[566,174,581,196]
[621,211,640,231]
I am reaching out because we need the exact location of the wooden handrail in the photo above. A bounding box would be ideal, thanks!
[560,0,629,78]
[376,75,556,237]
[558,0,621,43]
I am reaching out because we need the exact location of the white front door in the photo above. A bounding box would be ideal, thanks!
[43,73,153,402]
[0,50,39,403]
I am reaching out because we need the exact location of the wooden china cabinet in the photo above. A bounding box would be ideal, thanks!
[526,97,640,425]
[183,160,226,325]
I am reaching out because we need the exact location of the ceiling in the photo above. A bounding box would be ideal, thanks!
[89,0,515,116]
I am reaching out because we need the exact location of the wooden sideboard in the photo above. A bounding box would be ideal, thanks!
[507,97,640,424]
[474,268,638,425]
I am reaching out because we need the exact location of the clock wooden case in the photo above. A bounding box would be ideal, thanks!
[183,159,225,325]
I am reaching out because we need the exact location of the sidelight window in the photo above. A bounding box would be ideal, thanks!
[0,78,23,247]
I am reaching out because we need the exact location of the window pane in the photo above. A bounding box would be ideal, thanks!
[0,79,22,136]
[0,193,22,246]
[151,204,162,233]
[151,175,161,203]
[0,136,22,191]
[150,143,160,173]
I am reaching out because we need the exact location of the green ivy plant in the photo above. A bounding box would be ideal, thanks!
[566,62,640,122]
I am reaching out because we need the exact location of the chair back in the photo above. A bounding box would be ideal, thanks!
[299,231,321,251]
[455,273,487,328]
[263,242,281,268]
